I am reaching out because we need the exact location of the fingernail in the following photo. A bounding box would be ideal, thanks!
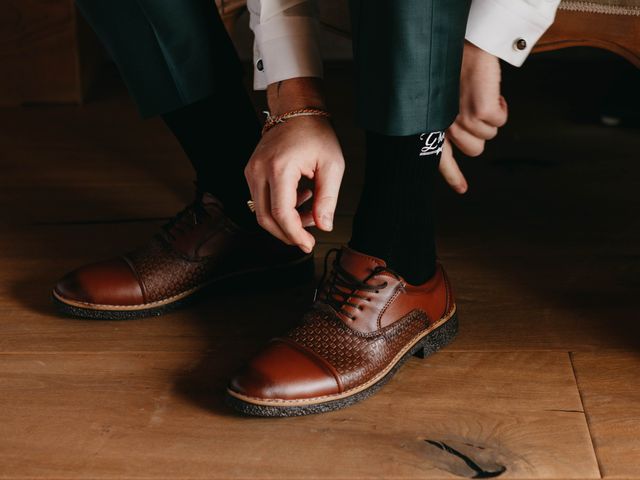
[322,214,333,230]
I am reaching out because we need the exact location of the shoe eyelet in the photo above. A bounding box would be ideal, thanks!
[358,306,364,310]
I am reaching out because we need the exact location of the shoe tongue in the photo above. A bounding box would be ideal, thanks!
[198,192,228,222]
[163,193,223,240]
[338,247,387,280]
[200,192,224,211]
[164,192,233,256]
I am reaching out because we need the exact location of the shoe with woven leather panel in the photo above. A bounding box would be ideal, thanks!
[226,246,457,416]
[53,192,313,319]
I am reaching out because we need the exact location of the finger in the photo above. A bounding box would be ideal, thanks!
[313,161,344,232]
[296,188,313,208]
[297,189,314,227]
[497,95,509,126]
[300,210,316,228]
[474,95,509,128]
[250,178,293,245]
[456,114,499,141]
[270,171,315,253]
[438,138,468,194]
[448,122,486,157]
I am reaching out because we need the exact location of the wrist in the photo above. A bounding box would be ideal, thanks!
[464,40,498,64]
[267,77,327,116]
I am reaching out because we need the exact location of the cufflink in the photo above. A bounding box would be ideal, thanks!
[513,38,527,51]
[256,59,264,71]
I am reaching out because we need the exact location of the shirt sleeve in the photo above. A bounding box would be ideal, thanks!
[247,0,323,90]
[465,0,561,67]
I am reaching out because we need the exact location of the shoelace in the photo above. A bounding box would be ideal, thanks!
[159,193,210,243]
[315,248,401,320]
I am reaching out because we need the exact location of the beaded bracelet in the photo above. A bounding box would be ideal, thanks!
[261,108,331,135]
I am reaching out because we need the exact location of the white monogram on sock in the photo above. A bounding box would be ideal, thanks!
[419,131,445,156]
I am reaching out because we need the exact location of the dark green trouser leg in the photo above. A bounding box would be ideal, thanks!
[75,0,261,227]
[75,0,242,117]
[349,0,471,136]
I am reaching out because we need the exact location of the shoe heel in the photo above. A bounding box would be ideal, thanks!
[413,312,458,359]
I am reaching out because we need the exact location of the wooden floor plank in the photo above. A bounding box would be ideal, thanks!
[0,351,598,479]
[572,352,640,478]
[444,254,640,352]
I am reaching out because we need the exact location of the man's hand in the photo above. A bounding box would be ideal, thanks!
[440,41,509,193]
[244,78,345,253]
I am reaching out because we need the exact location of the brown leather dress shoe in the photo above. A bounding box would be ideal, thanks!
[53,193,313,319]
[226,246,457,416]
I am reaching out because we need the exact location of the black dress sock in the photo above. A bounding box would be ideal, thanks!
[162,79,261,229]
[349,130,444,284]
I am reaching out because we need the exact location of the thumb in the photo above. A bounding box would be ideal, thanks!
[313,162,343,231]
[439,137,468,194]
[491,95,509,127]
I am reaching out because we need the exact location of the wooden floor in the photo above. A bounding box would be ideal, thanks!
[1,57,639,478]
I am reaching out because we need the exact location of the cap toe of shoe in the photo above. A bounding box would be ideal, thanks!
[54,257,145,307]
[229,340,340,401]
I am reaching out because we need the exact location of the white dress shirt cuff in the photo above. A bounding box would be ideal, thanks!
[252,16,323,90]
[465,0,558,67]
